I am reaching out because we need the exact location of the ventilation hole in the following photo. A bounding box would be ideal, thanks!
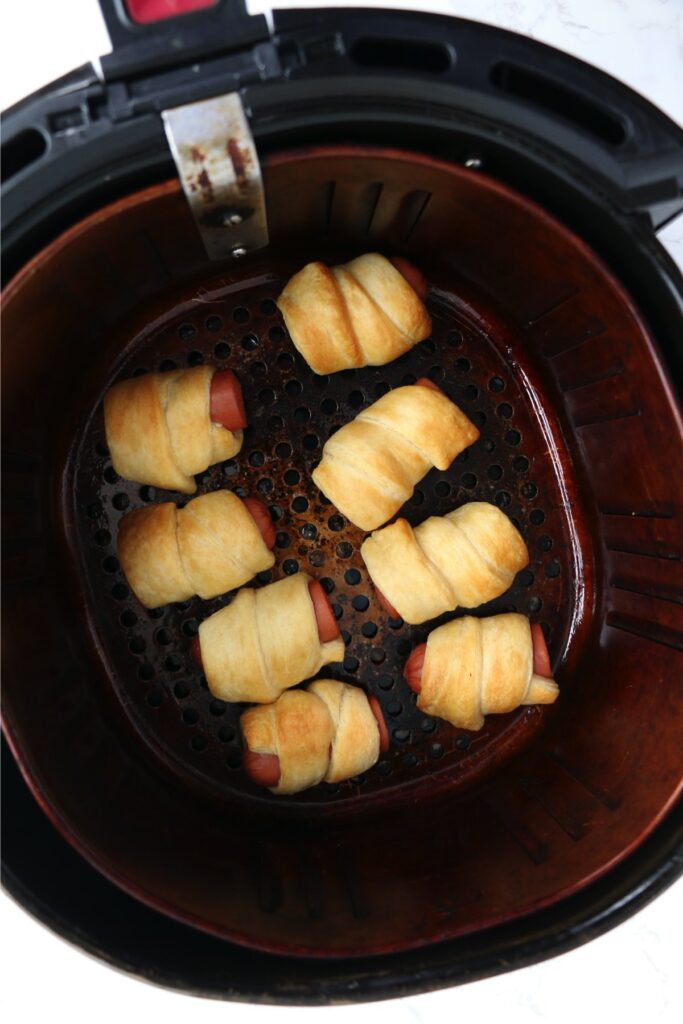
[87,501,102,519]
[112,493,129,511]
[402,373,417,386]
[233,307,250,324]
[308,548,325,567]
[321,398,337,414]
[111,583,128,600]
[386,699,402,717]
[218,726,235,743]
[276,532,291,549]
[174,682,190,699]
[181,619,198,638]
[205,314,222,332]
[546,560,561,578]
[447,329,463,346]
[457,449,470,464]
[178,323,196,341]
[250,361,267,378]
[472,410,487,428]
[275,441,292,459]
[260,299,277,315]
[362,622,378,638]
[411,489,425,506]
[119,610,136,628]
[319,492,332,506]
[463,384,479,401]
[489,376,505,392]
[223,459,238,477]
[352,595,369,612]
[428,365,445,382]
[214,342,230,359]
[303,433,319,450]
[497,402,513,419]
[396,638,411,656]
[344,655,359,672]
[276,352,294,371]
[388,616,403,629]
[461,473,477,488]
[539,534,553,551]
[332,604,343,620]
[495,491,511,509]
[286,379,303,396]
[226,751,242,769]
[370,647,386,664]
[378,674,394,690]
[345,569,361,585]
[257,477,273,495]
[455,357,470,372]
[435,481,451,497]
[129,636,145,654]
[148,606,165,619]
[328,514,345,532]
[348,390,364,408]
[374,381,390,398]
[257,569,273,584]
[321,577,335,594]
[455,734,471,751]
[248,450,265,467]
[155,628,172,646]
[284,468,300,486]
[484,438,496,453]
[336,542,353,559]
[541,622,551,639]
[301,523,318,540]
[269,417,284,434]
[207,699,225,718]
[518,569,534,586]
[528,595,543,612]
[294,406,310,423]
[513,455,529,473]
[94,529,111,546]
[165,654,182,672]
[182,708,199,726]
[377,761,392,776]
[393,729,410,743]
[257,388,275,405]
[233,486,247,498]
[268,325,285,342]
[102,556,119,574]
[138,663,154,680]
[341,630,352,647]
[103,466,118,484]
[506,429,522,446]
[269,505,284,523]
[190,735,207,752]
[420,717,436,733]
[421,339,436,353]
[487,464,503,481]
[522,481,538,499]
[530,509,546,526]
[146,689,163,708]
[159,358,177,372]
[187,350,204,366]
[140,485,157,502]
[283,558,299,575]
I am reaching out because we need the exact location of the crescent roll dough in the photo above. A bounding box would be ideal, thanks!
[361,502,529,623]
[198,573,345,703]
[241,680,381,795]
[104,366,242,494]
[117,491,275,609]
[417,613,559,730]
[312,385,480,531]
[276,253,431,374]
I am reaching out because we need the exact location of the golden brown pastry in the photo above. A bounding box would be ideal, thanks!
[117,491,275,609]
[195,573,345,703]
[241,680,389,795]
[361,502,529,624]
[276,253,431,374]
[104,366,245,493]
[404,613,558,730]
[312,381,480,531]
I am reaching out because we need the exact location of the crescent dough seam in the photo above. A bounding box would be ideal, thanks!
[251,590,272,692]
[337,267,414,348]
[159,377,188,485]
[360,411,435,465]
[475,621,485,724]
[324,269,364,366]
[447,518,513,591]
[415,543,458,608]
[322,449,407,504]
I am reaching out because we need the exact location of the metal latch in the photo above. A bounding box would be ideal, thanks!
[162,92,268,261]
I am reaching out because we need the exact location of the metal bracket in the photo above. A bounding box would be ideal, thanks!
[162,92,268,261]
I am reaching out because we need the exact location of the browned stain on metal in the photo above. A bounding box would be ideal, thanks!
[196,168,214,203]
[227,137,250,183]
[190,146,204,163]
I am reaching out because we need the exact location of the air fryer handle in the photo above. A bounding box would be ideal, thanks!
[97,0,269,77]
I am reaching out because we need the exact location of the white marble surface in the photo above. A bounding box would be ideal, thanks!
[1,3,682,1022]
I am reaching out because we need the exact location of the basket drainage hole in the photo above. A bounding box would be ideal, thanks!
[182,708,199,725]
[292,496,308,512]
[174,682,190,699]
[214,342,230,359]
[284,469,300,486]
[190,735,207,752]
[94,529,111,546]
[344,568,361,585]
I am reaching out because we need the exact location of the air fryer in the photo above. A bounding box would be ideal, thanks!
[2,0,682,1003]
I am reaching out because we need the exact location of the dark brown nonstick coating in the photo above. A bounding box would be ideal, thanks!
[75,270,573,806]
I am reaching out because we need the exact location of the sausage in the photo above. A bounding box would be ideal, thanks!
[210,369,247,430]
[374,585,400,620]
[308,579,341,643]
[415,376,442,393]
[191,633,203,670]
[404,643,426,693]
[243,749,281,788]
[530,623,552,678]
[389,257,429,301]
[242,497,276,549]
[405,627,553,693]
[369,696,390,753]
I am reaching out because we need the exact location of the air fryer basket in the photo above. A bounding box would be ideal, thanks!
[4,142,682,957]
